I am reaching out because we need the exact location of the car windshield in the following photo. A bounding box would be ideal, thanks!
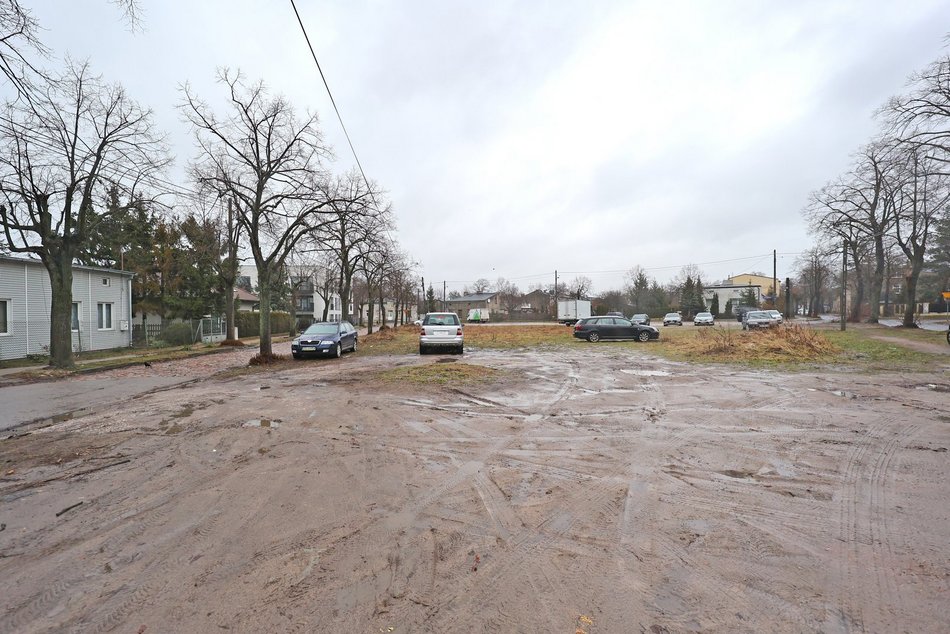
[665,313,678,318]
[748,312,768,318]
[697,313,711,318]
[633,314,646,318]
[303,323,340,335]
[423,314,460,326]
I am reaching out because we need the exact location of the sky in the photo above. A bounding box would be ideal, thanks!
[20,0,950,295]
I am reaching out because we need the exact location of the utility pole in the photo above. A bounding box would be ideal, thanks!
[443,280,446,312]
[421,276,425,314]
[840,240,847,332]
[554,270,558,321]
[772,249,777,310]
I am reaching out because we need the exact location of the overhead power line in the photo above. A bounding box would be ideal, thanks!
[290,0,374,198]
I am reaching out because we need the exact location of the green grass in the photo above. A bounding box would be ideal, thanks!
[378,362,504,385]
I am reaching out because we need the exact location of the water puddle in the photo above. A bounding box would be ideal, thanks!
[621,369,672,377]
[243,418,281,429]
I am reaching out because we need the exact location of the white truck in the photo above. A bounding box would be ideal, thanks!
[467,308,490,323]
[557,299,591,325]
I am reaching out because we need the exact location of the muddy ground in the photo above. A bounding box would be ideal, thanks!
[1,346,948,633]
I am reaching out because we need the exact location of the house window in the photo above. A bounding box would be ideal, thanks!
[71,302,80,331]
[0,299,8,335]
[97,303,113,330]
[101,277,111,287]
[297,296,314,313]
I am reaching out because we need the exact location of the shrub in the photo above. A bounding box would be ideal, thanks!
[163,323,194,346]
[234,311,292,338]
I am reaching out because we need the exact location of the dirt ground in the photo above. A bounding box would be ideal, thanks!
[1,345,948,633]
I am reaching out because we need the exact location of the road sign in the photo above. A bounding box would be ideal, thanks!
[943,291,950,300]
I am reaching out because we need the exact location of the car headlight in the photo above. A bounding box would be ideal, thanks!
[292,338,301,345]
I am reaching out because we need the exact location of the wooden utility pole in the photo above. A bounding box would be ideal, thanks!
[442,280,446,311]
[772,249,777,310]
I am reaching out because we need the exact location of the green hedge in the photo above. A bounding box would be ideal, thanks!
[234,311,292,338]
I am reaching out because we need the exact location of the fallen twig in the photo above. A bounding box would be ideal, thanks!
[55,501,84,517]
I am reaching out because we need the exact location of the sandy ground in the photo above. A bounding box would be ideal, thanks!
[1,345,948,633]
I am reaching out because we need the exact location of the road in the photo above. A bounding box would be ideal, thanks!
[1,344,947,632]
[0,343,291,432]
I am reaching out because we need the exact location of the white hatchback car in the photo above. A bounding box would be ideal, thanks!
[663,312,683,326]
[419,312,464,355]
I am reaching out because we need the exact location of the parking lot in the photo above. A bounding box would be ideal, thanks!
[1,343,948,632]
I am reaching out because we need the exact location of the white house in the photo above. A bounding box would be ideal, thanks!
[238,265,347,322]
[703,283,762,314]
[0,255,134,361]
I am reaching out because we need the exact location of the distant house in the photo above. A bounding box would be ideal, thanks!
[519,289,552,314]
[0,255,134,361]
[703,284,761,313]
[725,274,781,299]
[238,265,346,322]
[234,287,259,312]
[444,292,498,320]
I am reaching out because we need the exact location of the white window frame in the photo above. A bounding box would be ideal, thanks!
[97,302,114,330]
[0,298,9,335]
[71,302,81,332]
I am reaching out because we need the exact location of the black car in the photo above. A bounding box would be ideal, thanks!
[573,316,660,342]
[630,313,650,325]
[292,321,358,359]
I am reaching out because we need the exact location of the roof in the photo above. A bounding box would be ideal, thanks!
[0,254,134,277]
[705,283,762,290]
[446,292,497,302]
[234,287,259,302]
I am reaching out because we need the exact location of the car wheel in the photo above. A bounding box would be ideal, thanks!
[419,344,426,355]
[458,345,464,355]
[637,330,651,342]
[292,353,302,360]
[587,332,600,342]
[351,337,358,353]
[334,343,342,358]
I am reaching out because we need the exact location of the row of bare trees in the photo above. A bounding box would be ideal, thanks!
[0,2,410,366]
[802,48,950,326]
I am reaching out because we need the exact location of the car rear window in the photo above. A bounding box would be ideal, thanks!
[424,314,460,326]
[304,323,340,335]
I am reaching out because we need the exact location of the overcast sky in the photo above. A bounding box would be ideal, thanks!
[23,0,950,294]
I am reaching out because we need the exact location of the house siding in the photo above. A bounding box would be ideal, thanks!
[0,257,133,360]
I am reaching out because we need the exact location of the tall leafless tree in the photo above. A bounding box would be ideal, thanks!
[0,62,165,367]
[183,70,336,358]
[884,144,950,326]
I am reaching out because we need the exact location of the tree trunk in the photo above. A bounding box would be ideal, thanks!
[849,245,864,323]
[868,234,885,323]
[341,272,353,323]
[46,253,76,368]
[378,291,386,329]
[366,293,375,335]
[289,288,298,337]
[902,258,924,327]
[258,271,273,356]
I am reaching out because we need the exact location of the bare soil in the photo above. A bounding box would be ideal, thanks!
[1,346,948,633]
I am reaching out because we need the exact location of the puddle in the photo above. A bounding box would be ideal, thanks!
[829,390,857,399]
[621,369,671,377]
[243,418,281,429]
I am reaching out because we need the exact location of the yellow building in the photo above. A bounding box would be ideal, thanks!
[726,274,781,298]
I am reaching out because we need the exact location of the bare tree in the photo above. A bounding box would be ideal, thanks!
[315,169,389,322]
[494,277,521,315]
[884,144,950,326]
[804,143,895,322]
[795,248,834,318]
[886,54,950,167]
[567,276,592,300]
[0,62,165,367]
[183,70,336,358]
[471,278,491,294]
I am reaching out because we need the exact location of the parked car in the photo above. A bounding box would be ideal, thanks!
[663,312,683,326]
[693,312,714,326]
[573,316,660,342]
[767,310,783,324]
[419,312,464,354]
[630,313,650,325]
[742,310,776,330]
[292,321,358,359]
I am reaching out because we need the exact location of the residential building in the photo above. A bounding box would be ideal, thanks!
[519,289,552,314]
[234,287,259,312]
[703,284,762,314]
[444,292,498,321]
[238,265,346,322]
[0,255,134,361]
[726,274,781,299]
